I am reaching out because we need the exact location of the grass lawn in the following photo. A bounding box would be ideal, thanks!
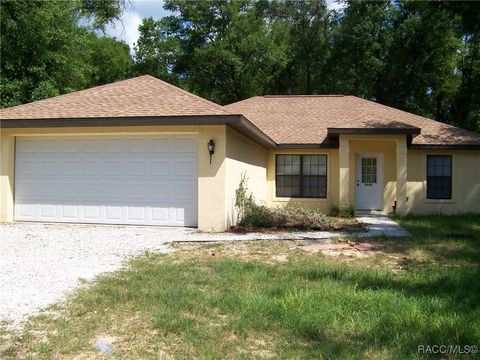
[2,215,480,359]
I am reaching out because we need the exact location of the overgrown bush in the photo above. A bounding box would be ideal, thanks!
[329,204,355,218]
[234,174,330,230]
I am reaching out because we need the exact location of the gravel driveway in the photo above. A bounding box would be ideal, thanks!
[0,222,176,327]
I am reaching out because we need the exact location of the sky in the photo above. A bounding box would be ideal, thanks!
[104,0,168,52]
[105,0,344,52]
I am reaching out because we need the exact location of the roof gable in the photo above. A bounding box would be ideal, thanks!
[0,75,228,120]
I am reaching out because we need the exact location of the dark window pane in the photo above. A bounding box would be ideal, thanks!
[276,155,327,198]
[426,155,452,199]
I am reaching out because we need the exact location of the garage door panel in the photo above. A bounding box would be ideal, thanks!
[61,205,78,219]
[127,160,149,176]
[149,182,172,201]
[60,139,81,153]
[17,139,39,154]
[105,205,123,221]
[106,138,123,153]
[105,161,124,176]
[151,207,170,222]
[40,204,56,218]
[42,161,59,175]
[126,182,150,201]
[152,138,171,153]
[16,160,41,176]
[84,161,103,175]
[81,182,103,199]
[151,160,172,176]
[16,202,36,218]
[103,183,125,199]
[128,138,149,153]
[83,139,105,153]
[15,135,197,226]
[62,161,80,175]
[126,206,146,221]
[42,140,60,153]
[16,180,58,200]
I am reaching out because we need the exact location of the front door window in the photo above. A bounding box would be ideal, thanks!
[361,158,377,184]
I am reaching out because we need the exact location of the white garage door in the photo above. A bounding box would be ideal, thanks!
[14,135,198,226]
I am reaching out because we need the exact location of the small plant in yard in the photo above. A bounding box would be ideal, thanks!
[329,204,355,218]
[234,173,276,228]
[234,173,330,230]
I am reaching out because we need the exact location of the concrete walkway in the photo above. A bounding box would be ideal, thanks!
[179,215,409,241]
[355,216,410,237]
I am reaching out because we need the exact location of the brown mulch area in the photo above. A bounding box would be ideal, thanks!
[230,217,365,234]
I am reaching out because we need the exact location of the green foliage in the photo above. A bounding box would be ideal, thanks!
[329,204,355,218]
[234,173,274,227]
[136,0,289,104]
[0,0,133,108]
[134,17,182,84]
[234,174,330,229]
[77,0,126,30]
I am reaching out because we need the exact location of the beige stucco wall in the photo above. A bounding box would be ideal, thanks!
[0,125,229,231]
[265,149,339,213]
[224,127,267,227]
[406,149,480,214]
[0,128,15,222]
[2,125,479,230]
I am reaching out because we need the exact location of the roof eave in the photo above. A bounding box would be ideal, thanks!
[409,144,480,150]
[327,127,421,138]
[0,114,277,149]
[276,142,338,149]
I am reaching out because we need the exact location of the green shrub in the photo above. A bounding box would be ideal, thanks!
[235,173,276,228]
[234,174,330,229]
[329,204,355,218]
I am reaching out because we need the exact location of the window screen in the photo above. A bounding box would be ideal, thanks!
[427,155,452,199]
[276,155,327,198]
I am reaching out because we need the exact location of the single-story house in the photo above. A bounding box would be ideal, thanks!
[1,75,479,231]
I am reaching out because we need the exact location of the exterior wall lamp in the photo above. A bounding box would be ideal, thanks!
[208,139,215,164]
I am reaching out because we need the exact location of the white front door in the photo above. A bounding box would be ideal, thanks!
[355,153,383,211]
[14,135,198,227]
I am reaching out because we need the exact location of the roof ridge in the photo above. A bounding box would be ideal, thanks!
[147,76,228,114]
[0,75,228,116]
[262,95,344,98]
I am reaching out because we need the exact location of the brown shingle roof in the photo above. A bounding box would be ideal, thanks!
[2,76,478,147]
[0,75,228,119]
[224,95,480,146]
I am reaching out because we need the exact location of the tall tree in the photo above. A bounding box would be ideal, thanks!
[0,0,133,108]
[135,0,288,104]
[377,1,461,121]
[268,0,329,94]
[134,17,181,84]
[329,0,390,98]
